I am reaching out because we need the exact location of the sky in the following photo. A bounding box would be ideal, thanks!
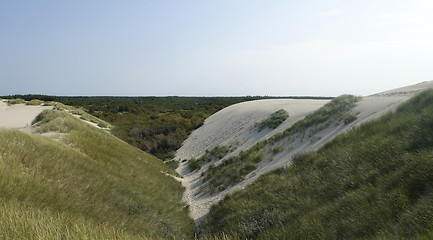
[1,0,433,96]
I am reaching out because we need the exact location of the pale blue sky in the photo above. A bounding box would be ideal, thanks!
[1,0,433,96]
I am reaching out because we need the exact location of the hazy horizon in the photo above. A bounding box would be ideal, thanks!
[2,1,433,97]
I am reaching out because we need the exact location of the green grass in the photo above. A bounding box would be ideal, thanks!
[188,145,234,172]
[52,102,113,129]
[202,144,265,193]
[277,94,361,140]
[0,199,138,239]
[199,89,433,239]
[0,110,194,239]
[200,95,360,193]
[256,109,289,131]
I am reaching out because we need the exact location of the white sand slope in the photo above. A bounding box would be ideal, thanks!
[176,80,433,222]
[176,99,330,161]
[0,100,52,132]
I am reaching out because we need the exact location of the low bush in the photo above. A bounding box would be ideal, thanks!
[8,98,25,104]
[26,99,44,106]
[270,145,283,154]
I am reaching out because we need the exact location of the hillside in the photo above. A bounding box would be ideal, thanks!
[200,88,433,239]
[2,81,433,239]
[0,103,194,239]
[175,81,433,221]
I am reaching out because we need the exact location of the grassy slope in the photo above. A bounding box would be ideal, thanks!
[0,110,194,239]
[200,90,433,239]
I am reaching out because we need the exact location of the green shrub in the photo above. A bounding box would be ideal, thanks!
[270,145,283,154]
[165,159,179,170]
[341,112,358,124]
[8,98,25,104]
[26,99,44,106]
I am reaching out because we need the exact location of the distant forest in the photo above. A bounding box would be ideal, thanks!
[3,94,333,161]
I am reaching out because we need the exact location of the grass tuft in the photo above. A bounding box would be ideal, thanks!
[188,145,234,172]
[256,109,289,131]
[8,98,26,104]
[26,99,45,106]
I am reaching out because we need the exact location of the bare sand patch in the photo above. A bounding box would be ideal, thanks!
[0,101,52,131]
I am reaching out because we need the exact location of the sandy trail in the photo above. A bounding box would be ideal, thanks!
[176,81,433,222]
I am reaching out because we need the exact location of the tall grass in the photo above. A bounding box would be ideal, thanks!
[200,90,433,239]
[7,98,25,104]
[0,200,139,239]
[0,110,194,239]
[26,99,44,106]
[188,145,233,172]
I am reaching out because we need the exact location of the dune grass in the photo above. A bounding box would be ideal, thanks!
[8,98,26,104]
[188,145,235,172]
[199,89,433,239]
[0,199,139,240]
[0,110,194,239]
[255,109,289,131]
[26,99,45,106]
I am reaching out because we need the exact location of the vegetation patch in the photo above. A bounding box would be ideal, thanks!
[200,90,433,239]
[255,109,289,131]
[26,99,45,106]
[278,94,361,139]
[188,145,235,172]
[202,144,265,194]
[8,98,25,104]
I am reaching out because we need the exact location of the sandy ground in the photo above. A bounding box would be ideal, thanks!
[0,100,52,132]
[176,80,433,222]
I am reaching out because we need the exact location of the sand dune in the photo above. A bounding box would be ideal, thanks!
[176,80,433,221]
[0,100,52,132]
